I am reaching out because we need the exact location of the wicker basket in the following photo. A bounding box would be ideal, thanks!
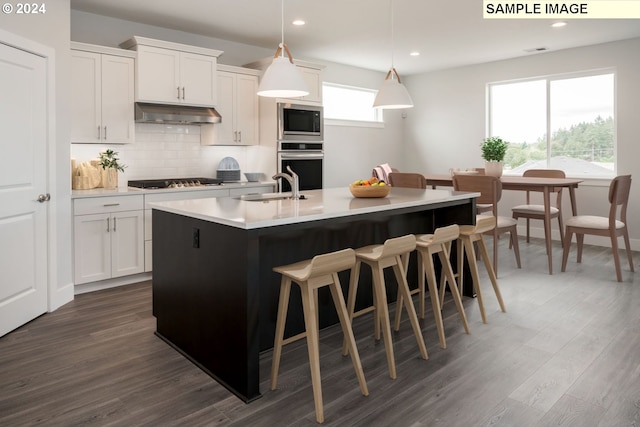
[349,184,391,198]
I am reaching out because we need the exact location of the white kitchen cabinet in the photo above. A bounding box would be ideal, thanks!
[121,37,223,107]
[73,195,144,285]
[298,67,323,103]
[201,66,260,146]
[71,43,135,144]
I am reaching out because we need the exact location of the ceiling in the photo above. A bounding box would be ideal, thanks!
[70,0,640,76]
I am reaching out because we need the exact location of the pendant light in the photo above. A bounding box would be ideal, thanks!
[257,0,309,98]
[373,0,414,109]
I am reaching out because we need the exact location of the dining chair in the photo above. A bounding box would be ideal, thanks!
[512,169,566,249]
[450,169,492,213]
[388,172,427,189]
[561,175,634,282]
[453,174,521,275]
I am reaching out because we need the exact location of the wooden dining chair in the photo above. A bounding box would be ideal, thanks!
[512,169,566,248]
[388,172,427,189]
[561,175,634,282]
[450,169,492,213]
[453,174,521,275]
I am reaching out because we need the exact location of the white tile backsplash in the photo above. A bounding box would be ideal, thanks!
[70,123,266,187]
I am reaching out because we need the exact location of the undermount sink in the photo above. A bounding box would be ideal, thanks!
[236,192,298,202]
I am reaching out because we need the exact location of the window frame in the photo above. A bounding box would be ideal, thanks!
[322,82,384,128]
[487,68,617,179]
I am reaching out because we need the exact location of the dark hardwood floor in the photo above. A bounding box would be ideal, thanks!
[1,238,638,426]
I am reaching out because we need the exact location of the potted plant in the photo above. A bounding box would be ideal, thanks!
[98,149,126,189]
[480,136,508,177]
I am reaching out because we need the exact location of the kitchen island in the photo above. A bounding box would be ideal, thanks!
[150,187,477,402]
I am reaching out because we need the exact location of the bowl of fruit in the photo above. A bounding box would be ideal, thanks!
[349,177,391,198]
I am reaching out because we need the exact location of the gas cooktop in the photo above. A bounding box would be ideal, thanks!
[128,178,224,189]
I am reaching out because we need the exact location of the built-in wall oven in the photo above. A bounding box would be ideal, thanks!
[277,103,324,192]
[277,142,323,192]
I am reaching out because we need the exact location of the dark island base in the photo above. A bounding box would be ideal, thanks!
[152,198,474,402]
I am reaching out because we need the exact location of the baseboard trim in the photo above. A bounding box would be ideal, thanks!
[74,273,153,295]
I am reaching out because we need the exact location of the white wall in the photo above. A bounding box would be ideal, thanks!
[404,38,640,248]
[2,0,74,309]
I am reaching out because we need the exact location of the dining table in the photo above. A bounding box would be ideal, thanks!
[423,173,583,274]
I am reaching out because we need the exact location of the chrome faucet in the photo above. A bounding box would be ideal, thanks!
[272,166,300,199]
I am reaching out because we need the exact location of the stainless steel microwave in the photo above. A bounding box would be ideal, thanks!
[277,103,323,142]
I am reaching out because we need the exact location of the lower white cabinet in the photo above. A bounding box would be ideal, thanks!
[73,184,275,286]
[74,195,144,285]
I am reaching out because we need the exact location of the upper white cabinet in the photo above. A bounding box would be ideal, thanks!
[201,65,260,146]
[298,67,323,103]
[71,42,135,144]
[121,37,223,107]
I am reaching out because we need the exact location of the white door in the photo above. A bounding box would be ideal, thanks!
[0,41,49,337]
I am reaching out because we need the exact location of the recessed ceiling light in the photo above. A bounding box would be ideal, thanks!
[409,51,420,56]
[292,19,306,26]
[551,21,567,28]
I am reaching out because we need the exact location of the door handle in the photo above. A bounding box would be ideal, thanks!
[177,87,181,100]
[37,193,50,203]
[238,131,242,142]
[182,87,185,100]
[104,126,107,140]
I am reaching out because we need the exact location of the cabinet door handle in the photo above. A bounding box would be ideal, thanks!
[113,217,117,232]
[103,203,120,207]
[97,126,101,140]
[106,217,110,232]
[104,126,107,140]
[238,131,242,142]
[234,131,237,142]
[177,87,181,100]
[182,87,185,100]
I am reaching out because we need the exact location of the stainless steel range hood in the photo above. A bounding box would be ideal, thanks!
[135,102,221,124]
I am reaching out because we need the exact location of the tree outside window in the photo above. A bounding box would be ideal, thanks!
[488,71,615,177]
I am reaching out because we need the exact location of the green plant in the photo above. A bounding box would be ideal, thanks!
[480,137,509,162]
[98,149,126,172]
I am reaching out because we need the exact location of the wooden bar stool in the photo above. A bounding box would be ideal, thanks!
[271,248,369,424]
[342,235,428,380]
[395,224,470,349]
[456,216,506,323]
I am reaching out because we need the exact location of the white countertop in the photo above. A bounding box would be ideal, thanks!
[149,187,479,230]
[71,181,275,199]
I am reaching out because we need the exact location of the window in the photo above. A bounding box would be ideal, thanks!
[488,71,615,177]
[323,82,383,124]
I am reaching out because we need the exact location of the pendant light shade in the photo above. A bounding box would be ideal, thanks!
[257,44,309,98]
[373,68,414,109]
[257,0,309,98]
[373,0,414,109]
